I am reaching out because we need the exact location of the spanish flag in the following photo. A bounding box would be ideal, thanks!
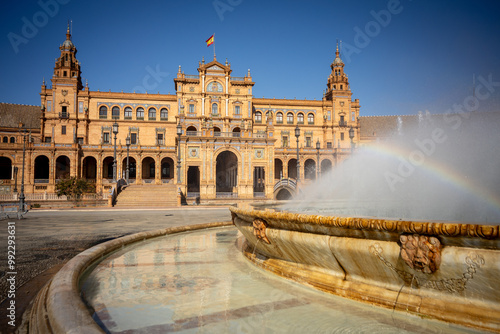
[206,34,214,47]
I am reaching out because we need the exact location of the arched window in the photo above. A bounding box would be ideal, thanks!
[186,126,197,136]
[213,127,221,137]
[308,113,315,124]
[136,107,144,119]
[10,137,15,143]
[212,103,218,115]
[160,108,168,120]
[148,107,156,120]
[297,113,304,124]
[99,106,107,118]
[255,111,262,123]
[124,107,132,119]
[276,112,283,124]
[111,106,120,119]
[2,137,7,143]
[287,112,294,124]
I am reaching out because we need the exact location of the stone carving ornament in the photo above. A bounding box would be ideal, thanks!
[253,218,270,244]
[400,234,441,274]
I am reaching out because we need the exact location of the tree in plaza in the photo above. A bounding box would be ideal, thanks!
[55,176,95,205]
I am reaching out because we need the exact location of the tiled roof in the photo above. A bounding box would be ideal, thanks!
[0,103,41,129]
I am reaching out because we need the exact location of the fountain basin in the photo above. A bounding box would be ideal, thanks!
[27,222,232,333]
[230,206,500,332]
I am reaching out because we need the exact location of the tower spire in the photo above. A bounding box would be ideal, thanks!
[66,20,71,40]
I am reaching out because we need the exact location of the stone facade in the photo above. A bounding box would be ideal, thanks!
[0,27,362,200]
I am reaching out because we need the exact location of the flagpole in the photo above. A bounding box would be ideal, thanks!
[213,33,216,59]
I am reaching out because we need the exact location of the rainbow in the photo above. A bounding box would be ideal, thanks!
[361,142,500,216]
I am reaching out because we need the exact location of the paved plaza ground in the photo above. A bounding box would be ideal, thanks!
[0,207,233,333]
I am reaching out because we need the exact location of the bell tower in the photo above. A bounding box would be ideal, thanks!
[41,23,85,146]
[52,23,82,90]
[325,42,351,100]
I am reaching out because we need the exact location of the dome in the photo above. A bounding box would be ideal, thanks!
[62,38,74,49]
[333,56,343,65]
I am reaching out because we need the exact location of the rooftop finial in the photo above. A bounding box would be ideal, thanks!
[178,65,181,73]
[247,68,251,77]
[225,58,228,66]
[332,39,344,66]
[66,20,71,40]
[202,56,205,64]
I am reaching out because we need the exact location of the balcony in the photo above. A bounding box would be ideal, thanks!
[339,120,348,127]
[59,112,70,119]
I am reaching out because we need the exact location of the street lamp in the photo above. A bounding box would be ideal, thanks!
[19,127,27,213]
[125,135,130,184]
[112,122,119,182]
[316,139,320,179]
[349,126,355,154]
[176,123,182,184]
[294,125,300,189]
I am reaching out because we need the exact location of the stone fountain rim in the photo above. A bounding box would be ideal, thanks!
[29,221,233,334]
[230,206,500,240]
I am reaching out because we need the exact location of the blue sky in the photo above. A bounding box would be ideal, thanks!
[1,0,499,116]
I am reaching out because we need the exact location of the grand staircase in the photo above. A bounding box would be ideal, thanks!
[114,184,178,208]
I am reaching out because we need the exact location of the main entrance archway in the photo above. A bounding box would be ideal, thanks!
[216,151,238,194]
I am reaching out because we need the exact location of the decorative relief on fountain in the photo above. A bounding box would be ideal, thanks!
[399,234,441,274]
[370,243,485,293]
[253,218,271,244]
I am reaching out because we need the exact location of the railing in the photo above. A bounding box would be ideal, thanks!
[143,179,154,184]
[161,179,171,183]
[231,77,245,81]
[59,112,69,119]
[273,178,297,192]
[253,192,265,198]
[216,192,238,198]
[339,120,348,127]
[186,192,200,198]
[185,75,199,79]
[0,193,105,201]
[34,179,49,184]
[186,131,200,136]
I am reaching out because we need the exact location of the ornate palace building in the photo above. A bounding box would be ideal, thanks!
[0,27,362,204]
